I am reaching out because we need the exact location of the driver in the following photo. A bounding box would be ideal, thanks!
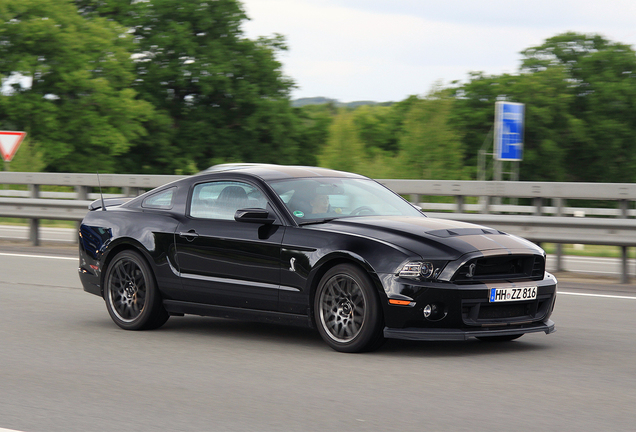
[310,193,329,214]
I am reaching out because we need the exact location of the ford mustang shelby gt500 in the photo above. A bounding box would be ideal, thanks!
[79,164,556,352]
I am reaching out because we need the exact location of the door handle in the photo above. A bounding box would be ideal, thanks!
[178,230,199,240]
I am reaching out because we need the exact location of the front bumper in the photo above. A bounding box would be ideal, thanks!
[384,319,556,341]
[79,267,102,297]
[380,271,558,335]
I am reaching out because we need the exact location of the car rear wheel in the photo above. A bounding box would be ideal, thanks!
[104,250,169,330]
[314,264,384,353]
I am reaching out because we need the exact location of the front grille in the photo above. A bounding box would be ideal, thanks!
[461,294,552,326]
[531,256,544,277]
[478,303,527,320]
[453,255,545,283]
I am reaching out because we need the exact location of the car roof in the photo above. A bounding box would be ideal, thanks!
[199,163,368,181]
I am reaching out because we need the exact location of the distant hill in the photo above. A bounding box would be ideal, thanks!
[292,97,337,107]
[292,97,391,108]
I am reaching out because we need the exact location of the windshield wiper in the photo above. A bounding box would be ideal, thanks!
[298,217,340,226]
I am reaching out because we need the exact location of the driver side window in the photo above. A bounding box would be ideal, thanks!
[190,181,268,220]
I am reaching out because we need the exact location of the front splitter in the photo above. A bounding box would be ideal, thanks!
[383,319,555,341]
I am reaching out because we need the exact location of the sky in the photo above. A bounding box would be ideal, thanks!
[240,0,636,102]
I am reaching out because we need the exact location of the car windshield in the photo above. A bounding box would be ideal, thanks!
[268,177,423,223]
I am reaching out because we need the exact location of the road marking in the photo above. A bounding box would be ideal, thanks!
[556,256,626,262]
[553,270,633,276]
[1,252,635,299]
[0,252,76,261]
[1,428,27,432]
[559,291,636,300]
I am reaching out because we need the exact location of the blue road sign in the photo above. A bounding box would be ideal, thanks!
[494,102,524,161]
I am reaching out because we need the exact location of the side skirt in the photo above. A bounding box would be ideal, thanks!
[163,300,312,328]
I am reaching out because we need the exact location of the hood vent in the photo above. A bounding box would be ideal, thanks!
[428,227,502,238]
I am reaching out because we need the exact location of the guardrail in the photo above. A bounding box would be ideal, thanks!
[0,172,184,245]
[2,173,636,282]
[379,179,636,283]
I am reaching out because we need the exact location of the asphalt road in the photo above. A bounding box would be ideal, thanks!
[0,246,635,432]
[0,226,77,243]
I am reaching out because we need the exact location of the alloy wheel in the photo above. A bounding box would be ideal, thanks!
[107,257,147,323]
[318,274,367,343]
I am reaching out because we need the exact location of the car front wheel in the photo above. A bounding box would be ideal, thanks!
[314,264,384,352]
[104,250,169,330]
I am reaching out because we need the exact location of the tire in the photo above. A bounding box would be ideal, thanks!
[104,250,169,330]
[314,264,384,353]
[476,334,523,342]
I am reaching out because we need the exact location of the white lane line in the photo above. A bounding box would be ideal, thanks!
[552,270,634,276]
[0,252,76,261]
[557,256,625,261]
[0,428,27,432]
[559,291,636,300]
[2,252,635,299]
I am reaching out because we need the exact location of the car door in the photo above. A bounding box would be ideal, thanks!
[174,180,284,310]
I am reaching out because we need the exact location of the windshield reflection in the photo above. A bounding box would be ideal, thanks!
[268,177,423,223]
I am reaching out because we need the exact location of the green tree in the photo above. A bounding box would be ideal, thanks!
[451,68,573,181]
[0,0,154,173]
[395,92,467,180]
[451,32,636,183]
[319,108,367,174]
[293,104,334,167]
[521,32,636,182]
[318,92,466,180]
[317,106,394,178]
[349,96,420,158]
[79,0,299,172]
[352,105,396,155]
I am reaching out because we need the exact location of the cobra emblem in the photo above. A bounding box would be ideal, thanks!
[466,263,476,278]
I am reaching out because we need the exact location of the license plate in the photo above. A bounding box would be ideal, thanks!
[489,286,537,302]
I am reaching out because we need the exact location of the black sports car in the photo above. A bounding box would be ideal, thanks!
[79,164,556,352]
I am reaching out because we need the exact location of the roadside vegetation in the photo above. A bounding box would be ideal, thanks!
[2,1,636,258]
[1,1,635,184]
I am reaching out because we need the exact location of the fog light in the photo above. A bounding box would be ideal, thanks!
[423,304,433,318]
[423,303,447,321]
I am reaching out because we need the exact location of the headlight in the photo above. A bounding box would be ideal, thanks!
[398,261,436,279]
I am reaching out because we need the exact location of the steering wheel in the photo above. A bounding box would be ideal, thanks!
[350,206,376,216]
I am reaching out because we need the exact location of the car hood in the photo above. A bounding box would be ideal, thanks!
[312,216,543,260]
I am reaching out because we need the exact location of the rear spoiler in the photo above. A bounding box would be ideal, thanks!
[88,197,132,211]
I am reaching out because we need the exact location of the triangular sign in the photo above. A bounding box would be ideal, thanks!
[0,131,27,162]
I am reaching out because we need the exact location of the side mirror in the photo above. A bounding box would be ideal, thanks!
[234,208,276,224]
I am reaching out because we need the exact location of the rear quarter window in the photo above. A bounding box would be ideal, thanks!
[142,188,175,210]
